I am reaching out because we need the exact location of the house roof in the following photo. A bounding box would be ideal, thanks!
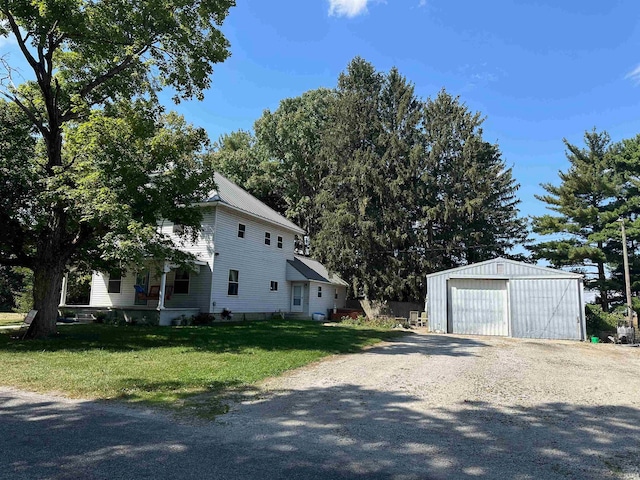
[425,257,583,279]
[204,173,305,235]
[287,255,349,286]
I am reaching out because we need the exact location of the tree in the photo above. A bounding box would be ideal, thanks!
[314,59,425,301]
[418,90,526,271]
[206,130,286,214]
[607,135,640,299]
[0,0,234,337]
[254,88,335,240]
[530,130,618,310]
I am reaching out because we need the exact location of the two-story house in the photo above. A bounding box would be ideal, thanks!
[60,173,348,324]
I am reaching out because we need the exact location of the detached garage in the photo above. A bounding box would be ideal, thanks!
[425,258,586,340]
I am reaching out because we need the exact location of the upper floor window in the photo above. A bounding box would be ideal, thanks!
[496,263,505,274]
[317,286,322,298]
[277,236,283,249]
[270,281,278,292]
[238,224,246,238]
[107,272,122,294]
[172,223,185,235]
[228,270,239,296]
[265,232,271,245]
[174,269,190,294]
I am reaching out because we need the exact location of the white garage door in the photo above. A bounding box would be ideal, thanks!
[449,279,509,336]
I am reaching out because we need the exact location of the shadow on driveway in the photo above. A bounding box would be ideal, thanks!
[2,382,638,479]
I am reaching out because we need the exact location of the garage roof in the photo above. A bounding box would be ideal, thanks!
[425,257,583,279]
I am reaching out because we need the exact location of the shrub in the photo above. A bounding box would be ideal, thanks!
[192,313,215,325]
[585,304,624,335]
[340,315,399,329]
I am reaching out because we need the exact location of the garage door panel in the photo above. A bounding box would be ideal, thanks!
[449,279,508,336]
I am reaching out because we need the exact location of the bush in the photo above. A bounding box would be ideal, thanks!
[340,315,399,329]
[585,304,624,335]
[192,313,215,325]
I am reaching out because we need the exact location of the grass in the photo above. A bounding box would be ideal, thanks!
[0,320,399,416]
[0,312,25,326]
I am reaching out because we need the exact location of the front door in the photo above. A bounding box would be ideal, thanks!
[291,284,303,313]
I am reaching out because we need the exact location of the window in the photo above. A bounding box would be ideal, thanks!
[172,223,185,235]
[335,289,339,300]
[265,232,271,245]
[228,270,239,296]
[107,272,122,294]
[270,281,278,292]
[496,263,505,274]
[238,224,246,238]
[174,269,190,294]
[277,236,283,249]
[317,286,322,298]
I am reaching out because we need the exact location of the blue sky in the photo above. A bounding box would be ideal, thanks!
[166,0,640,221]
[3,0,640,221]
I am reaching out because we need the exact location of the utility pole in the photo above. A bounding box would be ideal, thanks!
[619,218,635,328]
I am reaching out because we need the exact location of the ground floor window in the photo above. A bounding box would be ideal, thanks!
[107,272,122,294]
[228,270,239,296]
[317,286,322,298]
[174,269,190,294]
[270,281,278,291]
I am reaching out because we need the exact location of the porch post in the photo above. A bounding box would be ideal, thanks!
[60,272,69,306]
[158,262,170,311]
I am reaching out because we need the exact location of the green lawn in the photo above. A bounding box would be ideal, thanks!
[0,321,399,416]
[0,312,25,326]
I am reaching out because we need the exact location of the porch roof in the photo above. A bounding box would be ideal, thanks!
[286,256,348,286]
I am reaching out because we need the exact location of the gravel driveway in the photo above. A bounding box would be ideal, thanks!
[2,332,640,479]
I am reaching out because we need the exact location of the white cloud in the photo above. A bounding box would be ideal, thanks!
[625,64,640,84]
[328,0,369,18]
[418,0,427,6]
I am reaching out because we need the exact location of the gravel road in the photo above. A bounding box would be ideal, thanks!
[2,332,640,479]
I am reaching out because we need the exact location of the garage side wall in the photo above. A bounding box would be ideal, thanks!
[510,278,583,340]
[426,275,448,333]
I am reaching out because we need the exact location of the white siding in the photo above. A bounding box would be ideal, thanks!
[211,207,296,314]
[89,271,137,307]
[307,282,347,317]
[449,279,508,336]
[510,278,583,340]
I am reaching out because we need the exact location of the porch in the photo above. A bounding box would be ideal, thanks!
[61,260,211,326]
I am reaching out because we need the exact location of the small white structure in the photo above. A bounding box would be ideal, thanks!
[425,258,586,340]
[61,173,348,324]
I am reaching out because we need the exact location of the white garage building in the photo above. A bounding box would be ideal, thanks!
[425,258,586,340]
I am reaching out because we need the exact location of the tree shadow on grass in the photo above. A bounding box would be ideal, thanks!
[0,321,403,354]
[1,384,639,480]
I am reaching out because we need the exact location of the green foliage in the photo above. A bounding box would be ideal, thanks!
[531,130,640,311]
[0,266,26,311]
[340,315,402,329]
[0,1,235,336]
[585,304,623,335]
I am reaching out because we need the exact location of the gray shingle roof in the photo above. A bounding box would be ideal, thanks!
[205,173,305,234]
[287,255,348,286]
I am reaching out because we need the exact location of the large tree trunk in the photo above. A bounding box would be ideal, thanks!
[28,261,65,338]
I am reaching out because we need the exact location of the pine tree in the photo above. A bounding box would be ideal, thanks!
[417,91,526,271]
[531,130,618,310]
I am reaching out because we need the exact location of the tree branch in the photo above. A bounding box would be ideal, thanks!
[79,46,149,99]
[3,11,40,77]
[0,90,49,137]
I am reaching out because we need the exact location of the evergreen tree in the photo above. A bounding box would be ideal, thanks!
[417,91,526,271]
[531,130,618,310]
[607,135,640,299]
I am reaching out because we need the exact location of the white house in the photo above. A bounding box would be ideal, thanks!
[61,173,348,325]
